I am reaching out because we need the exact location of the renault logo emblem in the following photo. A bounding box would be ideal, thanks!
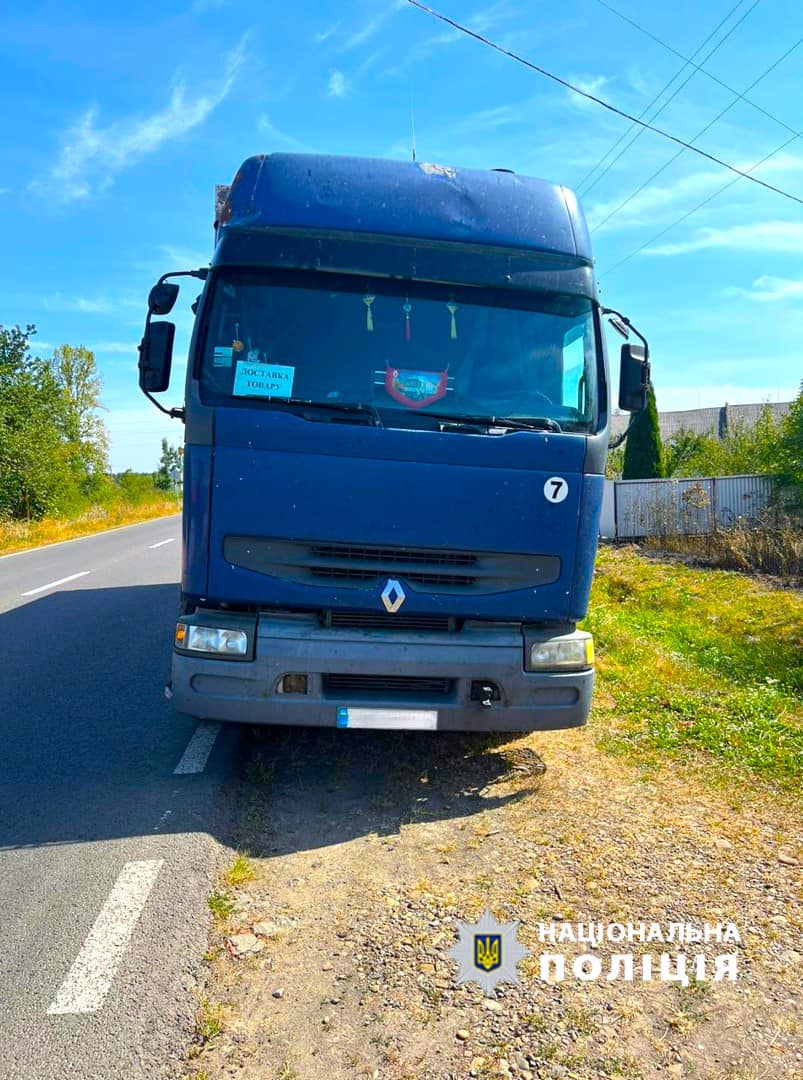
[381,579,406,613]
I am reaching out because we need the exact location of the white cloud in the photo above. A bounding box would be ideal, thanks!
[588,168,725,231]
[567,74,610,109]
[589,153,803,232]
[328,69,349,98]
[726,274,803,302]
[387,2,515,75]
[257,116,314,153]
[44,294,112,313]
[462,104,518,131]
[354,48,386,79]
[314,22,341,44]
[88,341,140,355]
[43,293,141,313]
[30,36,247,204]
[468,1,519,33]
[159,243,210,268]
[645,221,803,257]
[343,1,405,51]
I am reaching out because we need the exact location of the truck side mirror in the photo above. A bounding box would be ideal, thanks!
[148,281,180,315]
[138,321,175,393]
[619,343,649,412]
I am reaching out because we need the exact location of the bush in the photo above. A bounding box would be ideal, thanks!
[115,471,161,505]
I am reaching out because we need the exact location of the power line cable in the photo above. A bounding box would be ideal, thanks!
[576,0,749,196]
[578,0,763,199]
[405,0,803,206]
[593,35,803,233]
[599,128,803,278]
[591,0,799,139]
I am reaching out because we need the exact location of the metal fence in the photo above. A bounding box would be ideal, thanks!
[599,474,775,539]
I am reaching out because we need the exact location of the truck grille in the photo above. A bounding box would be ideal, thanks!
[310,566,473,587]
[223,537,560,595]
[322,674,453,697]
[311,544,475,568]
[323,611,456,632]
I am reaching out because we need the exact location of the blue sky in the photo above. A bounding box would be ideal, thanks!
[1,0,801,471]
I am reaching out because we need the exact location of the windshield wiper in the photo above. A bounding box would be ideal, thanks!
[277,398,384,427]
[418,411,562,434]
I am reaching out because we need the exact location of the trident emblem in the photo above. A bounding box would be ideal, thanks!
[474,934,502,972]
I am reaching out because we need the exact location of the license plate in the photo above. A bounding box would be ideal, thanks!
[336,707,438,730]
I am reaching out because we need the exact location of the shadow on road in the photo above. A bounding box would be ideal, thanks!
[232,724,540,860]
[0,583,541,855]
[0,584,237,851]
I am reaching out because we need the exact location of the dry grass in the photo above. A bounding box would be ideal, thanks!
[0,498,180,555]
[642,515,802,581]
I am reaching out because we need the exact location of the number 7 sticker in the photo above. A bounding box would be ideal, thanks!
[543,476,569,503]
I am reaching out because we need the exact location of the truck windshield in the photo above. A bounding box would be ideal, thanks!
[198,269,600,432]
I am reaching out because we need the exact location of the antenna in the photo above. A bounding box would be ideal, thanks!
[409,85,417,162]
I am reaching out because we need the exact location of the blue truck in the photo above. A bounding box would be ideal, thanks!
[138,153,648,733]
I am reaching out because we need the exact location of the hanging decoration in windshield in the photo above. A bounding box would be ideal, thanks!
[380,366,450,409]
[447,300,458,340]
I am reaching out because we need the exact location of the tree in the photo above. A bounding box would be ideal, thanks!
[53,344,109,481]
[156,438,182,491]
[0,325,75,519]
[774,382,803,509]
[622,382,663,479]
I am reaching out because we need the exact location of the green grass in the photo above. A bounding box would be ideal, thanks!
[584,546,803,785]
[220,855,256,888]
[195,999,225,1042]
[206,889,234,921]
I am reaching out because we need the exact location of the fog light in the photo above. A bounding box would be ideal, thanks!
[177,623,248,656]
[527,634,594,672]
[280,674,308,694]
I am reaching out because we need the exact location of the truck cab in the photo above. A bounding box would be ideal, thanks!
[138,153,648,732]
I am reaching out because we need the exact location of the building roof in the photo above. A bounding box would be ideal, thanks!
[610,401,792,442]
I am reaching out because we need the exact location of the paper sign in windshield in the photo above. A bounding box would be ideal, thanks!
[233,361,294,399]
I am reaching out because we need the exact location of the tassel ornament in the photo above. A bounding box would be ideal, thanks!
[447,302,458,340]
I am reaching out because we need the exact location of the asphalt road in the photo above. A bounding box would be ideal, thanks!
[0,516,242,1079]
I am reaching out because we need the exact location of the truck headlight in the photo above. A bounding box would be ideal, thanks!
[526,633,594,671]
[175,623,248,656]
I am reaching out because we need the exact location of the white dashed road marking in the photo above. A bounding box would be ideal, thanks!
[148,538,176,549]
[48,860,164,1015]
[22,571,91,597]
[173,722,222,775]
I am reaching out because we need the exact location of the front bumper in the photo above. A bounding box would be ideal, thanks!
[170,613,593,732]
